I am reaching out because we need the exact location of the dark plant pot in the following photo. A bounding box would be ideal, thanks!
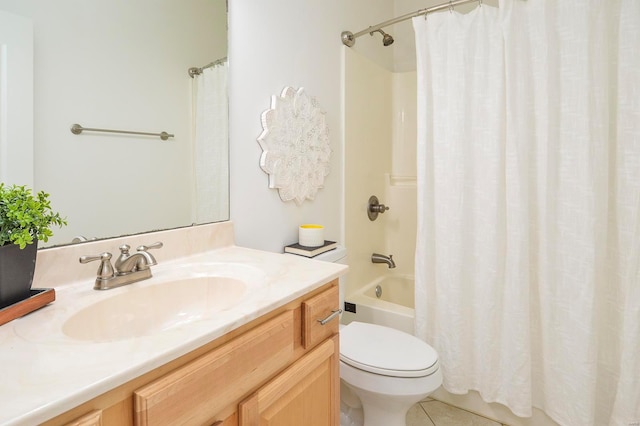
[0,243,37,308]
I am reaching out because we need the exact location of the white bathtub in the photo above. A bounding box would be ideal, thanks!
[342,274,415,335]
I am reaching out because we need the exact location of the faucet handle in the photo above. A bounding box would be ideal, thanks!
[79,252,115,280]
[136,241,163,267]
[136,241,163,252]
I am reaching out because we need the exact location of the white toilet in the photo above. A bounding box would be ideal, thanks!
[339,321,442,425]
[307,247,443,426]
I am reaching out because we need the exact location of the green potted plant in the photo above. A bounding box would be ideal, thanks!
[0,183,66,308]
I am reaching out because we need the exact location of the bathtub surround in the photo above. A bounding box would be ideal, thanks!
[343,48,393,299]
[414,1,640,425]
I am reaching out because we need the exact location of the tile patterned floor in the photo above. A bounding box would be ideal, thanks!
[407,398,508,426]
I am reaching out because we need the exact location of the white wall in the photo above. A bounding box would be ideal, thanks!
[228,0,394,252]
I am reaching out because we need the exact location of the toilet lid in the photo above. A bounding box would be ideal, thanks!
[340,322,439,378]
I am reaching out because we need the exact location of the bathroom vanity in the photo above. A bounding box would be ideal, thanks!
[0,222,346,425]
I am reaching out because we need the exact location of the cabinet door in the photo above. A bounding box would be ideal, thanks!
[134,311,295,426]
[238,335,339,426]
[302,284,340,349]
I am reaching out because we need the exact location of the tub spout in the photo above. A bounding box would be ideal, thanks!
[371,253,396,269]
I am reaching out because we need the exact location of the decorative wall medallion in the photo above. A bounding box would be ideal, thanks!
[257,87,331,205]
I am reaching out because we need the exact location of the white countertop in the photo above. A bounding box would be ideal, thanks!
[0,245,346,425]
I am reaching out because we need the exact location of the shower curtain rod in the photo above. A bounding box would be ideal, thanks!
[342,0,482,46]
[188,56,227,78]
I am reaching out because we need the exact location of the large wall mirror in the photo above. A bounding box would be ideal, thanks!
[0,0,228,248]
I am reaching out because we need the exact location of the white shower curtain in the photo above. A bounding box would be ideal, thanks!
[413,1,640,425]
[192,61,229,223]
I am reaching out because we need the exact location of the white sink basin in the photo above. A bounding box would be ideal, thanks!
[62,276,247,342]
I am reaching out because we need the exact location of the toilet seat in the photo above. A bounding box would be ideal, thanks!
[340,322,439,378]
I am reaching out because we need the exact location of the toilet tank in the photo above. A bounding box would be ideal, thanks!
[312,246,347,264]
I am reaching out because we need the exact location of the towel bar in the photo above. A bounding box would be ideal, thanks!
[70,123,174,141]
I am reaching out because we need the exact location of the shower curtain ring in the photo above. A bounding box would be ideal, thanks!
[449,1,453,13]
[478,0,483,7]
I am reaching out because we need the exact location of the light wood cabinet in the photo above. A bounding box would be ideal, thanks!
[238,335,339,426]
[42,280,340,426]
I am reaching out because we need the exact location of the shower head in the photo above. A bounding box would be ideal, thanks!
[370,29,394,46]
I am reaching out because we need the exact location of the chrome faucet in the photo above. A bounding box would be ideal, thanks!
[80,242,163,290]
[371,253,396,269]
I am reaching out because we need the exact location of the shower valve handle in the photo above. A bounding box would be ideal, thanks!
[370,204,389,213]
[368,195,389,221]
